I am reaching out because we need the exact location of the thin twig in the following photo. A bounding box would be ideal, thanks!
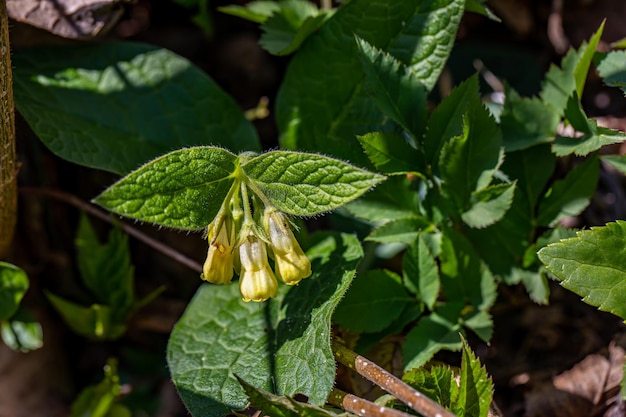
[332,341,456,417]
[328,388,417,417]
[19,187,203,273]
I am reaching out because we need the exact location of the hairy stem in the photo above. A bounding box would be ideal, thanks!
[0,0,16,257]
[328,388,417,417]
[332,341,456,417]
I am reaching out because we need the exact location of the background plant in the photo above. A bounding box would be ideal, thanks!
[2,1,626,417]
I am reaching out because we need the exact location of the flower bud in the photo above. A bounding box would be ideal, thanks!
[239,233,278,302]
[264,209,311,285]
[201,215,235,285]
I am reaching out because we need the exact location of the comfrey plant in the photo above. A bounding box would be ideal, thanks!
[201,176,312,301]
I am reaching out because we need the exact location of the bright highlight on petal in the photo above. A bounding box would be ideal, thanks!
[264,208,311,285]
[239,233,278,302]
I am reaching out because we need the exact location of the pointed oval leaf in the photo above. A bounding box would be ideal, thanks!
[13,43,259,175]
[241,151,385,216]
[167,233,363,417]
[538,221,626,321]
[94,147,237,230]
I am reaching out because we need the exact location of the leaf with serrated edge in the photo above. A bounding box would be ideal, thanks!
[538,221,626,320]
[0,262,29,321]
[241,151,385,216]
[403,366,456,410]
[461,182,516,229]
[333,269,410,333]
[553,126,626,157]
[76,215,134,319]
[276,0,465,164]
[357,132,422,175]
[403,303,464,370]
[13,43,259,175]
[439,95,503,211]
[356,37,428,140]
[403,232,440,310]
[94,147,237,230]
[366,216,431,245]
[597,50,626,94]
[454,339,493,417]
[537,156,599,227]
[167,233,363,417]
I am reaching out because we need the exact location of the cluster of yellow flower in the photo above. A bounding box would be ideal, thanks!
[201,181,311,302]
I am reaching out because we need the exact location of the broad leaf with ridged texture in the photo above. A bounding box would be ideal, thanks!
[538,221,626,321]
[13,43,259,175]
[241,151,385,216]
[168,233,363,417]
[276,0,465,164]
[94,147,237,230]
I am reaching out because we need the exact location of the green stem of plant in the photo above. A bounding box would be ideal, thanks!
[331,341,457,417]
[328,388,416,417]
[0,0,16,258]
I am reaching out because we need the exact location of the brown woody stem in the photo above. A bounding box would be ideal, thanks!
[0,0,16,257]
[328,388,417,417]
[331,341,456,417]
[19,187,203,273]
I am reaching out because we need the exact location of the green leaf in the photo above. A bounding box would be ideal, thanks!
[70,358,125,417]
[439,226,497,311]
[218,1,282,24]
[464,145,555,281]
[167,233,363,417]
[597,50,626,94]
[402,232,440,310]
[94,147,237,230]
[260,2,330,56]
[403,365,457,410]
[603,154,626,174]
[519,269,550,305]
[462,309,493,343]
[537,156,599,227]
[357,132,423,175]
[1,308,43,352]
[241,151,386,216]
[461,182,516,229]
[538,221,626,321]
[464,0,500,21]
[76,215,134,320]
[237,376,349,417]
[276,0,465,163]
[454,340,493,417]
[439,96,503,211]
[13,43,259,175]
[355,302,423,353]
[500,86,559,152]
[425,75,479,166]
[553,125,626,157]
[333,269,410,333]
[403,303,464,370]
[356,37,428,140]
[344,176,420,223]
[46,292,126,340]
[541,22,604,114]
[366,216,432,245]
[0,262,29,321]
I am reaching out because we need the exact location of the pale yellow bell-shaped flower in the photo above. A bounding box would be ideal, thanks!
[264,208,311,285]
[238,233,278,302]
[201,215,235,285]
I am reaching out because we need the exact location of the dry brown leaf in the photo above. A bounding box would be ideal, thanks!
[525,342,625,417]
[7,0,128,39]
